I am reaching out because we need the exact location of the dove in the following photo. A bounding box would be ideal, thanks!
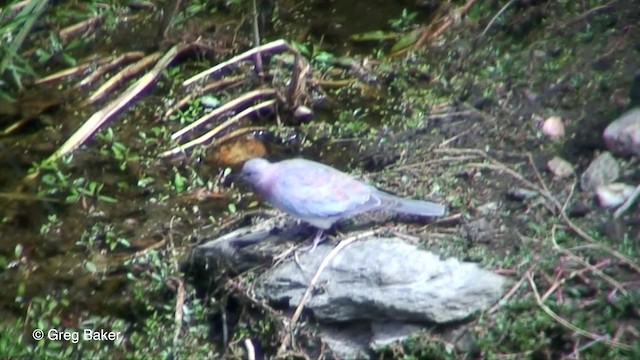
[240,157,446,250]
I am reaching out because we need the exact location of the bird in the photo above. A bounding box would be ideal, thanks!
[240,157,446,250]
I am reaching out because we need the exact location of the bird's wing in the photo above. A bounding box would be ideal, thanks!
[270,162,379,219]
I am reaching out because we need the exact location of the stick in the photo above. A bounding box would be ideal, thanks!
[162,100,275,157]
[278,230,376,355]
[45,45,185,164]
[182,39,289,87]
[170,88,275,140]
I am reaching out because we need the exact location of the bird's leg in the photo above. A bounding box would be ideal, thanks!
[297,229,327,253]
[310,229,327,252]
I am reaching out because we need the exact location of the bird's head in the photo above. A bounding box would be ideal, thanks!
[240,158,272,188]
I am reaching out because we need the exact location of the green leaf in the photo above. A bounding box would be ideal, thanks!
[14,244,23,258]
[390,29,421,53]
[85,261,97,273]
[350,30,399,42]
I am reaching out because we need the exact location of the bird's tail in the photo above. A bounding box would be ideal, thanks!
[377,192,446,217]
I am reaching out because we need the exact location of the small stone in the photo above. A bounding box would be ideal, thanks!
[567,202,591,218]
[541,116,565,139]
[463,218,496,243]
[293,105,313,120]
[506,188,539,201]
[580,152,619,192]
[547,156,573,178]
[596,183,636,208]
[603,107,640,156]
[476,201,499,215]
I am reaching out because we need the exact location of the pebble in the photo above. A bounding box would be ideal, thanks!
[580,152,619,192]
[547,156,573,178]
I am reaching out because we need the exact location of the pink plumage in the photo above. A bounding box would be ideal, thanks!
[241,157,446,249]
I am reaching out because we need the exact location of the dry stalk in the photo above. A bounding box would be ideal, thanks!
[77,51,146,87]
[527,272,632,350]
[170,88,276,140]
[45,44,187,165]
[162,99,275,157]
[277,230,378,355]
[433,147,640,275]
[59,15,102,42]
[183,39,289,87]
[163,76,245,120]
[85,51,163,105]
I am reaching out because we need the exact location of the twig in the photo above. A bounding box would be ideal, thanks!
[435,148,640,274]
[562,0,620,29]
[183,39,289,87]
[382,156,480,173]
[488,262,536,314]
[551,225,627,296]
[162,75,245,120]
[439,123,480,147]
[45,44,187,165]
[0,0,31,16]
[59,15,102,42]
[132,238,167,259]
[527,272,632,350]
[0,192,61,203]
[481,0,515,36]
[277,230,377,355]
[36,56,111,84]
[162,99,275,157]
[224,279,280,317]
[250,0,263,76]
[245,338,256,360]
[85,51,163,104]
[77,51,146,87]
[173,277,186,343]
[564,337,606,360]
[170,88,276,140]
[409,0,476,53]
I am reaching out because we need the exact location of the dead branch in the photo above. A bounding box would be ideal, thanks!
[170,88,276,140]
[59,15,102,42]
[183,39,289,87]
[528,272,632,350]
[45,44,187,164]
[85,51,163,105]
[162,76,245,120]
[277,230,378,355]
[162,100,275,157]
[77,51,146,87]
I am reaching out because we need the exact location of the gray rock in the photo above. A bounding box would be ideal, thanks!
[603,107,640,156]
[320,322,372,359]
[580,152,620,192]
[194,227,505,359]
[254,237,506,324]
[369,322,424,349]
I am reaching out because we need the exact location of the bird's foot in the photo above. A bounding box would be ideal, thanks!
[274,229,329,265]
[297,229,327,253]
